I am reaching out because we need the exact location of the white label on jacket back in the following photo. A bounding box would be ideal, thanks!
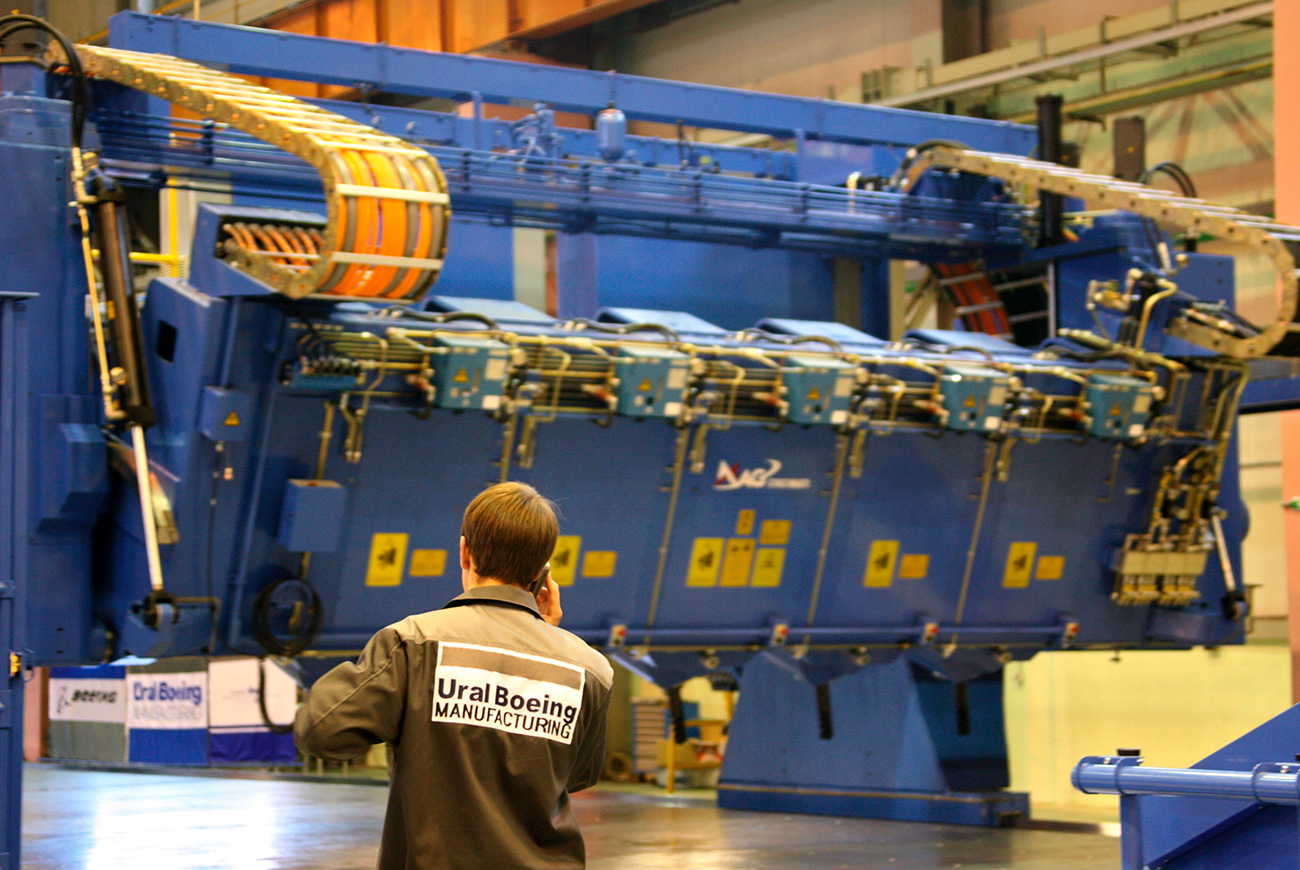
[432,642,586,744]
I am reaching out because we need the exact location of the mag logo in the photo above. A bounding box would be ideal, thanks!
[713,459,811,491]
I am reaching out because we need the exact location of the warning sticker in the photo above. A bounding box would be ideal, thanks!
[751,548,785,587]
[550,536,581,586]
[1036,555,1065,581]
[582,551,617,578]
[453,368,469,383]
[898,553,929,579]
[409,549,447,577]
[1003,542,1037,588]
[759,519,791,546]
[366,533,409,586]
[735,509,756,536]
[638,378,653,392]
[864,540,899,588]
[432,642,585,745]
[224,411,241,427]
[687,538,724,587]
[720,538,756,587]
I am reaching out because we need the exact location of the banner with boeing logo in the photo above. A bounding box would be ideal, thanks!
[48,665,127,762]
[50,671,126,724]
[126,663,209,764]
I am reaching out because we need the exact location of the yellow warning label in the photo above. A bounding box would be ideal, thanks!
[550,536,581,586]
[735,509,756,536]
[1036,555,1065,581]
[720,538,756,587]
[638,378,653,392]
[963,395,977,408]
[453,368,469,383]
[1003,542,1037,588]
[687,538,724,587]
[807,386,821,401]
[864,540,899,587]
[223,411,241,427]
[752,548,785,587]
[408,548,446,577]
[1109,403,1122,416]
[898,553,930,579]
[759,519,791,546]
[366,533,409,587]
[582,551,618,578]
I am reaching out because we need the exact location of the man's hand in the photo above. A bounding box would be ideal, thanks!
[535,574,563,627]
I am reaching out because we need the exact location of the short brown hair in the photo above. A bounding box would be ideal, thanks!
[461,482,559,589]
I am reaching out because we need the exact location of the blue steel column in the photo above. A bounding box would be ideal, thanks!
[0,290,31,870]
[1119,790,1145,870]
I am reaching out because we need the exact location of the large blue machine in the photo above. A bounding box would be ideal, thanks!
[0,10,1290,864]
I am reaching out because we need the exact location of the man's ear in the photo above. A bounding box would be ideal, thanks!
[460,536,472,571]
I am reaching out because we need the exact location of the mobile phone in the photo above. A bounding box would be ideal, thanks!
[529,562,550,596]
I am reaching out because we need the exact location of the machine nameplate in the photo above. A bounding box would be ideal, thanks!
[581,551,617,578]
[409,549,447,577]
[898,554,930,580]
[1035,556,1065,581]
[759,520,791,546]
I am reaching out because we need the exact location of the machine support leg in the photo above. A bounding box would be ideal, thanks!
[1119,793,1144,870]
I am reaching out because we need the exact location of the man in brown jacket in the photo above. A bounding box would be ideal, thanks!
[295,482,614,869]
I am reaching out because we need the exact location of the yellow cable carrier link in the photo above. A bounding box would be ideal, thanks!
[908,145,1300,360]
[73,45,450,301]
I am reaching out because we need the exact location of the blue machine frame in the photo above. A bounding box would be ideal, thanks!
[0,10,1285,865]
[1075,704,1300,870]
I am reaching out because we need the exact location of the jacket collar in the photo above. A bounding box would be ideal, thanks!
[442,583,541,617]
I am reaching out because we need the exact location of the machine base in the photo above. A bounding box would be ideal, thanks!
[716,652,1020,826]
[717,782,1029,827]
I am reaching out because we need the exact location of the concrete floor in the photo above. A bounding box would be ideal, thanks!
[20,765,1121,870]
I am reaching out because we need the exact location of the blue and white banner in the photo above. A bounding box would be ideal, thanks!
[49,666,126,724]
[126,670,208,764]
[127,673,207,729]
[208,658,297,764]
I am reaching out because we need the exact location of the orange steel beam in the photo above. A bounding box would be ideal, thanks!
[472,0,664,49]
[1278,0,1300,703]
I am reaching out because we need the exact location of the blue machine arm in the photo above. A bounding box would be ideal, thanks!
[1074,704,1300,870]
[1074,755,1300,804]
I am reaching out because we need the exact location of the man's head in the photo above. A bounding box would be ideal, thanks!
[460,482,558,591]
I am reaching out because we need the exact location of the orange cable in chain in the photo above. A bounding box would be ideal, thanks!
[74,44,450,303]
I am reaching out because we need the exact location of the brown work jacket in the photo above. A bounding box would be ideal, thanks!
[295,584,614,869]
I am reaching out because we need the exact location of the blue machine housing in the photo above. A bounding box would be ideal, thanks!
[0,12,1270,861]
